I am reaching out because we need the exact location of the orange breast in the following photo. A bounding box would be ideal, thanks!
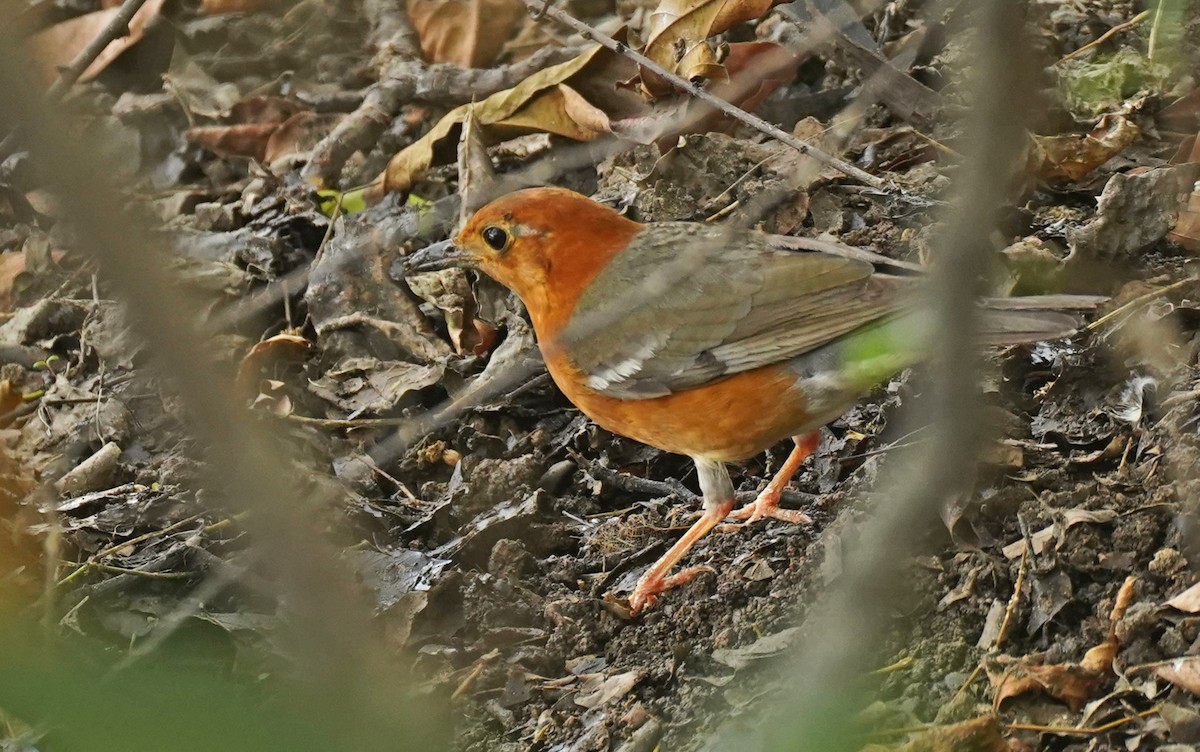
[544,356,816,461]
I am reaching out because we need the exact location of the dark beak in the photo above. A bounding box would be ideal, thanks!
[404,239,472,273]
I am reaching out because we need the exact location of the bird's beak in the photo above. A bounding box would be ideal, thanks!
[404,239,472,273]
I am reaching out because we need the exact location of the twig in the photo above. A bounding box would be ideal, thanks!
[1058,10,1151,63]
[1086,276,1197,332]
[0,0,150,161]
[1007,707,1159,735]
[54,513,203,590]
[521,0,888,192]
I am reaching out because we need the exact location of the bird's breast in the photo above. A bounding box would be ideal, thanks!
[541,352,825,461]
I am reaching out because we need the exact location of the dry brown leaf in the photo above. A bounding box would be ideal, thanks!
[237,333,311,400]
[406,0,525,68]
[989,659,1102,712]
[378,44,633,193]
[711,0,785,35]
[187,123,280,161]
[989,577,1135,711]
[1158,657,1200,695]
[1030,115,1140,184]
[186,97,315,162]
[1166,582,1200,613]
[641,0,729,98]
[867,715,1007,752]
[458,108,501,222]
[27,0,165,87]
[0,380,23,416]
[264,112,341,166]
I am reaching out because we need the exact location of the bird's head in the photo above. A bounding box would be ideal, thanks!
[406,187,642,332]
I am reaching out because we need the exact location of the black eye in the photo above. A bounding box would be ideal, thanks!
[481,226,509,251]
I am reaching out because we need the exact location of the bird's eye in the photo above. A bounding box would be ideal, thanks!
[481,226,509,251]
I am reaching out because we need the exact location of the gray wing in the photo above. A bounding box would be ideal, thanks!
[557,222,908,399]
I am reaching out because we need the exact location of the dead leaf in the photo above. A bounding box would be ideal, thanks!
[237,332,311,400]
[640,0,729,98]
[187,123,281,161]
[1158,657,1200,695]
[186,97,316,162]
[1080,575,1136,673]
[989,658,1101,711]
[458,109,500,222]
[27,0,165,87]
[407,0,525,68]
[0,381,23,416]
[263,112,341,167]
[378,44,637,193]
[989,577,1135,710]
[574,670,642,708]
[711,627,799,670]
[1166,582,1200,613]
[1030,115,1140,183]
[710,0,785,35]
[870,715,1007,752]
[1169,136,1200,251]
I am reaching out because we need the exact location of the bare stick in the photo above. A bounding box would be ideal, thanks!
[521,0,888,191]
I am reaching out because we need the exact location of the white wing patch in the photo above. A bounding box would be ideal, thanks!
[587,342,660,391]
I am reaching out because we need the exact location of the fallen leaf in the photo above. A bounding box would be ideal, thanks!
[407,0,525,68]
[1030,115,1140,183]
[640,0,729,98]
[1158,657,1200,695]
[711,627,799,670]
[186,97,316,162]
[237,332,311,400]
[574,670,642,708]
[710,0,785,35]
[991,660,1100,711]
[187,123,281,161]
[378,44,638,193]
[263,112,342,167]
[27,0,165,87]
[1166,582,1200,613]
[866,715,1007,752]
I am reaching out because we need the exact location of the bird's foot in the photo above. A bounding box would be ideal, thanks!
[725,486,812,526]
[629,565,715,615]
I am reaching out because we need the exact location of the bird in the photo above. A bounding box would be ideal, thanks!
[406,187,1094,614]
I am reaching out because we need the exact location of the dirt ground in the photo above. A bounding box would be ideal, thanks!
[4,0,1200,750]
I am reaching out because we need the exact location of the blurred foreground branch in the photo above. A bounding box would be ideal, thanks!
[0,20,448,752]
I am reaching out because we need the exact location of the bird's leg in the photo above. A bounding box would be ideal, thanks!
[726,432,818,525]
[629,458,734,614]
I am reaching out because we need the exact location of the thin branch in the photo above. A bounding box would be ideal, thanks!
[521,0,888,191]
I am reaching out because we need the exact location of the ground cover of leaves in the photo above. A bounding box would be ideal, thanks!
[3,0,1200,750]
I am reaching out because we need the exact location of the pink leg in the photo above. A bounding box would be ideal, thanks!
[628,497,734,615]
[629,458,734,615]
[726,432,818,525]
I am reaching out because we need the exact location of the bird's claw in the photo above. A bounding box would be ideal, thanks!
[629,564,715,615]
[724,490,812,527]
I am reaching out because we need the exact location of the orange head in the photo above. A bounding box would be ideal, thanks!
[408,187,643,337]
